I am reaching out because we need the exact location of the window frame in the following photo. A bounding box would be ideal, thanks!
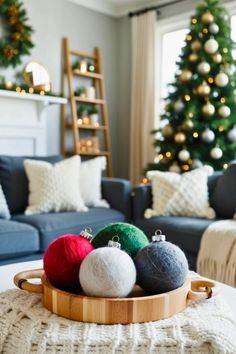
[155,1,236,127]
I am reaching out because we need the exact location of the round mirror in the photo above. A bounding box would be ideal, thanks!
[24,61,51,92]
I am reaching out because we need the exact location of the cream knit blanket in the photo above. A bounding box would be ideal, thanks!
[197,220,236,287]
[0,289,235,354]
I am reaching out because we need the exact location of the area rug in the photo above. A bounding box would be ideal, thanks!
[0,289,235,354]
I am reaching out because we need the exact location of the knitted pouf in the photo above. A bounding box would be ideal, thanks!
[92,223,149,258]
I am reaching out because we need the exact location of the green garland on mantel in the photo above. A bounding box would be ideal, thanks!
[0,77,64,98]
[0,0,34,67]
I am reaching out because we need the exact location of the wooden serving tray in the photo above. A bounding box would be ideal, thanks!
[14,269,219,324]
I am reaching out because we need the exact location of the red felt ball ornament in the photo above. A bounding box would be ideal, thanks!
[43,233,94,290]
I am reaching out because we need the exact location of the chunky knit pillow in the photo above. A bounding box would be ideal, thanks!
[0,184,10,219]
[80,157,109,208]
[145,167,215,219]
[24,156,87,215]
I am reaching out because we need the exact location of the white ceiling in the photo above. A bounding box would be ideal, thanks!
[68,0,168,17]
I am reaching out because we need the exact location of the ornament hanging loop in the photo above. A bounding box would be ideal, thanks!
[80,227,93,240]
[152,229,166,242]
[108,235,121,249]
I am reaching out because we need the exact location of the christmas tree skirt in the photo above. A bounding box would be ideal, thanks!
[0,289,235,354]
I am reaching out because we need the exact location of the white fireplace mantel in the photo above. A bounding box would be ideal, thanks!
[0,90,67,156]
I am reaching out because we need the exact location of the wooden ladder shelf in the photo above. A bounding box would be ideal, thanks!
[61,37,112,176]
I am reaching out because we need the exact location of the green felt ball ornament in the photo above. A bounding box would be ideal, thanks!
[92,223,149,258]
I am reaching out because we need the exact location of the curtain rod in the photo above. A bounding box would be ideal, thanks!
[128,0,187,17]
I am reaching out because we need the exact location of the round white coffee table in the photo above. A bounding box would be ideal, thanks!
[1,260,236,319]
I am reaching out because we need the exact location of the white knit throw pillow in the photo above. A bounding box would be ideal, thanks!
[24,156,87,215]
[145,166,215,219]
[80,157,109,208]
[0,184,10,219]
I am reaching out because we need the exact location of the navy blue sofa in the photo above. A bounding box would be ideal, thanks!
[132,172,226,271]
[0,155,131,265]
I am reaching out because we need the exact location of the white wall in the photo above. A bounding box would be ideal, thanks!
[0,0,119,174]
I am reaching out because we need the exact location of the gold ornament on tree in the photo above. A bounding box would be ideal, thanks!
[179,69,192,82]
[174,132,186,144]
[213,53,222,63]
[191,40,201,51]
[197,81,211,96]
[202,101,215,116]
[189,53,198,62]
[201,12,214,24]
[182,119,194,131]
[162,124,174,138]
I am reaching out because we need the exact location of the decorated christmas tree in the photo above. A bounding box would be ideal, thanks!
[148,0,236,173]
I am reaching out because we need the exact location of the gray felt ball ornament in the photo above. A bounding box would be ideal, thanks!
[134,230,189,294]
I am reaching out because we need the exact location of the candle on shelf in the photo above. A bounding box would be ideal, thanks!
[85,86,95,100]
[80,61,87,73]
[77,118,83,125]
[5,81,13,90]
[82,116,90,125]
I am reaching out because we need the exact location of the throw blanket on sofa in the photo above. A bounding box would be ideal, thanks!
[0,288,236,354]
[197,220,236,287]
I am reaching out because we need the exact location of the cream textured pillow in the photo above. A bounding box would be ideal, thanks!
[24,156,88,215]
[145,166,215,219]
[0,184,10,219]
[80,157,109,208]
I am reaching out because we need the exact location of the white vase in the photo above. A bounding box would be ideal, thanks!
[90,113,99,124]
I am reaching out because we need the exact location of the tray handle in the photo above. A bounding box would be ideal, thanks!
[188,279,219,301]
[14,268,44,294]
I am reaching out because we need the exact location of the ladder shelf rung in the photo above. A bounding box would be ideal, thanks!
[70,49,96,60]
[73,70,102,80]
[77,150,110,157]
[74,97,105,105]
[66,123,107,130]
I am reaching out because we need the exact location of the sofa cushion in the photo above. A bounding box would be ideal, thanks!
[13,208,125,251]
[24,156,87,215]
[135,216,215,255]
[0,155,62,214]
[211,164,236,218]
[0,220,39,259]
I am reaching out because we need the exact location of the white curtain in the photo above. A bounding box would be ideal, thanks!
[129,11,156,185]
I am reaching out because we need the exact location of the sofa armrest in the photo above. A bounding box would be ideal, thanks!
[132,184,152,221]
[101,178,132,221]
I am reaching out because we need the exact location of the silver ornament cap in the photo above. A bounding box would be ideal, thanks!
[152,229,166,242]
[108,235,121,249]
[80,227,93,240]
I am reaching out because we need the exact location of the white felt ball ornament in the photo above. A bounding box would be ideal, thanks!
[79,238,136,298]
[174,100,184,112]
[209,23,219,34]
[227,126,236,143]
[218,105,231,118]
[197,62,211,75]
[201,128,215,143]
[178,149,190,162]
[210,146,223,160]
[215,73,229,87]
[204,38,219,54]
